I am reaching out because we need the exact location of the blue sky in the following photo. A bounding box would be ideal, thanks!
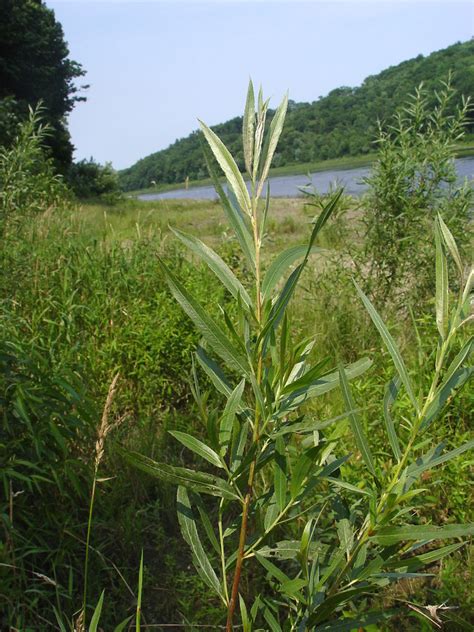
[47,1,474,169]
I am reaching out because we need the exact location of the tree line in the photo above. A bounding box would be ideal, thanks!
[119,39,474,191]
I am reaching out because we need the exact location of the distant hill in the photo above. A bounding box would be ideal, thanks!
[120,40,474,191]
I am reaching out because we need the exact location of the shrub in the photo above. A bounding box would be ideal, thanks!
[123,82,474,630]
[362,77,472,307]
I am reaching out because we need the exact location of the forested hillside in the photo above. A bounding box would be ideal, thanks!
[120,40,474,191]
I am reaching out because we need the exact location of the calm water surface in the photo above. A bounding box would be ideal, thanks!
[138,156,474,201]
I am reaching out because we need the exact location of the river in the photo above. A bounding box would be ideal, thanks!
[138,156,474,201]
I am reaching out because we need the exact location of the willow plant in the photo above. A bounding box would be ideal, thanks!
[124,83,473,630]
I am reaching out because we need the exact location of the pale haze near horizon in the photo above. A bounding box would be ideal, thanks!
[48,1,474,170]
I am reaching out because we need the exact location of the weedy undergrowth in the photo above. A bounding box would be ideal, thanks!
[123,82,473,630]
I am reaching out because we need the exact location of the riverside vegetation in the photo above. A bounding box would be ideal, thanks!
[0,83,473,631]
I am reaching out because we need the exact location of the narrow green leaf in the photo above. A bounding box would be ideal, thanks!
[230,420,249,473]
[435,219,449,339]
[220,379,245,456]
[177,487,223,598]
[438,214,463,275]
[159,259,249,376]
[383,376,402,461]
[354,281,419,413]
[199,119,252,216]
[252,91,269,181]
[274,436,287,512]
[202,142,255,272]
[385,542,465,572]
[279,357,372,416]
[121,449,238,499]
[420,365,473,430]
[170,227,252,310]
[239,594,251,632]
[136,550,143,632]
[257,92,289,195]
[255,553,291,584]
[338,364,376,476]
[113,617,133,632]
[243,79,255,175]
[337,518,354,556]
[307,587,369,626]
[195,347,233,399]
[408,439,474,479]
[371,523,474,545]
[88,590,105,632]
[316,611,390,631]
[169,430,224,469]
[324,477,371,496]
[262,245,326,300]
[194,494,221,555]
[260,189,343,344]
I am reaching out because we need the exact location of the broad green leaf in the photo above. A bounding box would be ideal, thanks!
[202,142,255,272]
[354,281,419,413]
[338,364,376,476]
[220,379,245,456]
[370,523,474,545]
[121,449,238,499]
[199,119,252,216]
[262,245,327,300]
[159,259,249,376]
[274,436,287,511]
[420,365,473,430]
[243,79,255,175]
[88,590,105,632]
[408,439,474,480]
[169,430,224,469]
[383,376,402,461]
[257,92,289,195]
[435,219,449,339]
[438,214,463,275]
[170,227,252,310]
[177,486,223,598]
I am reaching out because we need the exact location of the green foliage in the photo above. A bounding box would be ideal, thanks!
[124,82,473,630]
[0,0,86,170]
[0,105,68,239]
[362,78,473,306]
[68,158,121,202]
[119,40,474,191]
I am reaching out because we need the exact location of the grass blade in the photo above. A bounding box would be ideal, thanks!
[88,590,105,632]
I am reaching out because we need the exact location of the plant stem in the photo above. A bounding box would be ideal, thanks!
[226,197,263,631]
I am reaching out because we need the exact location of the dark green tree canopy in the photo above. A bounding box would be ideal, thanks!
[0,0,86,169]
